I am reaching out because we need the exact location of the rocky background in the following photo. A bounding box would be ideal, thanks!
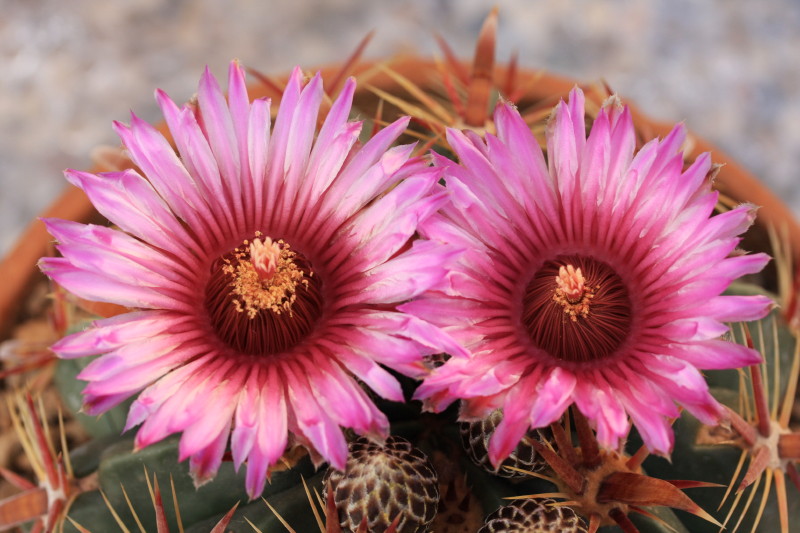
[3,0,800,255]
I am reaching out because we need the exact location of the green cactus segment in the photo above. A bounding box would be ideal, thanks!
[462,459,535,513]
[63,436,315,532]
[63,491,118,533]
[643,282,800,532]
[642,389,800,533]
[68,433,130,478]
[627,506,692,533]
[185,471,326,533]
[96,437,247,531]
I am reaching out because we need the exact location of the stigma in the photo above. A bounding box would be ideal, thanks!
[553,264,595,321]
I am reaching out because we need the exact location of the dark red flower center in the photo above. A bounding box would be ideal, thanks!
[204,234,323,355]
[522,255,631,363]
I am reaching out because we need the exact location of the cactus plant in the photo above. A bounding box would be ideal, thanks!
[1,9,799,533]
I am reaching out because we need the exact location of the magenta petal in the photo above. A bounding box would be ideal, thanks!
[64,169,201,259]
[40,258,188,311]
[114,115,214,239]
[81,341,201,397]
[179,370,242,460]
[244,449,270,500]
[669,339,763,370]
[189,419,231,486]
[546,97,580,204]
[51,311,182,358]
[307,355,388,437]
[657,317,729,342]
[701,295,773,322]
[572,376,628,449]
[718,252,772,280]
[257,366,288,467]
[642,358,723,425]
[231,378,259,470]
[265,66,303,178]
[329,142,417,222]
[356,310,470,359]
[342,240,462,305]
[247,97,271,216]
[284,363,348,470]
[125,356,213,434]
[135,371,216,448]
[198,66,242,199]
[324,326,428,379]
[488,380,533,468]
[334,117,411,193]
[305,77,357,196]
[346,171,447,270]
[43,219,186,279]
[331,348,405,402]
[617,386,675,455]
[82,391,133,416]
[226,61,250,128]
[529,367,576,428]
[282,72,323,193]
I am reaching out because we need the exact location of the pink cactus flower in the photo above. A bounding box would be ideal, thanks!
[410,88,772,465]
[40,62,460,499]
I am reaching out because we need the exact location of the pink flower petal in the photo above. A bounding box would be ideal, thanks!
[113,116,217,246]
[63,169,201,260]
[340,240,461,305]
[198,66,243,226]
[189,418,231,486]
[230,371,260,470]
[328,347,405,402]
[51,310,185,358]
[257,366,289,467]
[488,379,536,468]
[572,374,628,449]
[40,258,190,311]
[529,367,576,428]
[656,317,730,342]
[283,362,348,470]
[666,339,763,370]
[343,170,448,270]
[179,372,242,460]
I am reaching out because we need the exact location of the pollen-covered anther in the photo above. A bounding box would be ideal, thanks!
[553,265,596,321]
[223,235,310,319]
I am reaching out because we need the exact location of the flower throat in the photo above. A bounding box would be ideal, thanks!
[522,255,632,363]
[204,233,323,355]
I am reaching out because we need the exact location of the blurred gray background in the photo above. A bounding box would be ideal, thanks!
[3,0,800,256]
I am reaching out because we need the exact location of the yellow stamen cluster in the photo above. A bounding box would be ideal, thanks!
[553,265,597,322]
[223,233,310,319]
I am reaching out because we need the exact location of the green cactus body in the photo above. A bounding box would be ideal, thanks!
[64,436,316,532]
[640,287,800,533]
